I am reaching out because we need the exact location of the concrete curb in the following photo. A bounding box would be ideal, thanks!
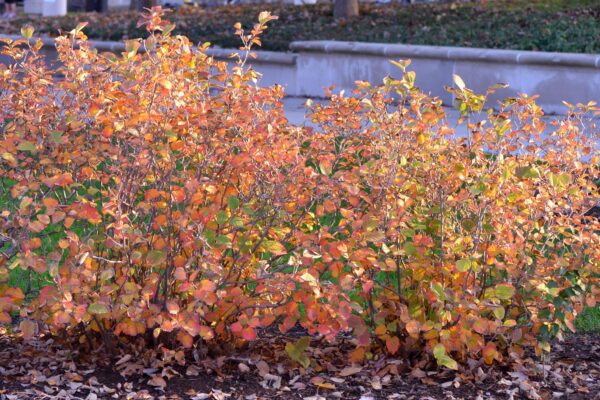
[290,40,600,69]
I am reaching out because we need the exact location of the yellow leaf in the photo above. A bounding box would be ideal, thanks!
[300,272,317,283]
[159,79,172,90]
[261,240,286,255]
[453,74,466,91]
[21,25,35,40]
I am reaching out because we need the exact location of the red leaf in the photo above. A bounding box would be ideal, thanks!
[242,327,256,341]
[386,336,400,354]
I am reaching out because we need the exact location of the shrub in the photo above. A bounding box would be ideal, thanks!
[304,75,600,365]
[0,8,598,369]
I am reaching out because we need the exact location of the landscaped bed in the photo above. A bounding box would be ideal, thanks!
[2,0,600,52]
[1,6,600,400]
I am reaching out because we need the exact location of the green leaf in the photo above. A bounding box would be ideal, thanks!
[204,229,216,245]
[163,23,176,36]
[88,303,109,315]
[295,336,310,352]
[456,258,472,272]
[461,218,476,232]
[493,306,506,320]
[242,205,255,216]
[146,250,167,267]
[403,242,417,256]
[217,210,228,225]
[216,235,232,246]
[516,166,540,179]
[494,284,515,300]
[437,354,458,370]
[231,216,244,228]
[431,283,446,301]
[433,343,445,359]
[261,240,286,255]
[297,354,310,368]
[17,141,36,152]
[227,196,240,210]
[549,173,570,188]
[433,343,458,370]
[390,59,410,71]
[471,182,487,195]
[285,336,311,368]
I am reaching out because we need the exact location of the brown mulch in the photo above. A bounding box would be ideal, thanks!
[0,329,599,400]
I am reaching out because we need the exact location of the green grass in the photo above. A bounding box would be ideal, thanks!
[7,268,52,299]
[576,305,600,333]
[0,177,84,299]
[2,1,600,53]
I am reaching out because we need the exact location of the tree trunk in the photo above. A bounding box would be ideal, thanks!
[334,0,359,19]
[130,0,157,11]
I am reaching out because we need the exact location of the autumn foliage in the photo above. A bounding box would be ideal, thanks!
[0,8,599,371]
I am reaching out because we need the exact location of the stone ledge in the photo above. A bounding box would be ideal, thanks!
[290,40,600,69]
[206,47,296,65]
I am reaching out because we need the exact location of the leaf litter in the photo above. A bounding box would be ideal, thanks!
[0,327,598,400]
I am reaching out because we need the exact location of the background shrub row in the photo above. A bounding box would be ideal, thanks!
[2,1,600,52]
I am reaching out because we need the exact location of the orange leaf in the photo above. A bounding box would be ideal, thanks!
[406,320,420,338]
[482,342,497,365]
[177,331,194,348]
[166,300,179,315]
[77,203,102,224]
[19,319,37,340]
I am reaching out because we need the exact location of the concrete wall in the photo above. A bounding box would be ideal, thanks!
[290,41,600,114]
[108,0,130,9]
[23,0,44,14]
[3,36,600,114]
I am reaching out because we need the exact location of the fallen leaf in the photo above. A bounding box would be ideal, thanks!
[339,366,362,377]
[115,354,132,366]
[256,360,269,377]
[238,363,250,373]
[148,375,167,389]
